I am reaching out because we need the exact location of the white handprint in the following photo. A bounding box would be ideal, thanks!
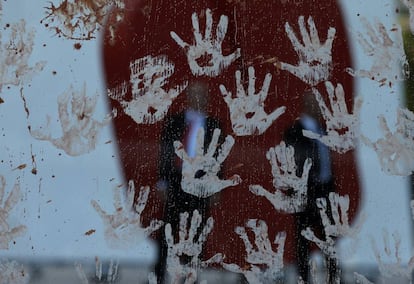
[302,81,362,153]
[0,260,29,284]
[371,230,414,282]
[222,219,286,284]
[249,141,312,213]
[0,19,46,93]
[0,176,27,250]
[278,16,336,86]
[108,55,187,124]
[362,108,414,176]
[165,210,223,284]
[170,8,241,77]
[301,193,361,259]
[174,128,241,198]
[219,66,286,136]
[91,180,163,249]
[346,18,409,87]
[31,84,111,156]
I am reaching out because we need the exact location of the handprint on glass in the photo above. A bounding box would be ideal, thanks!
[0,176,27,250]
[174,128,241,198]
[278,16,336,86]
[346,17,409,87]
[301,193,361,259]
[302,81,362,153]
[219,66,286,136]
[370,230,414,282]
[362,108,414,176]
[108,55,187,124]
[170,8,241,77]
[222,219,286,283]
[250,141,312,213]
[165,210,223,283]
[0,19,46,93]
[31,84,111,156]
[91,180,163,249]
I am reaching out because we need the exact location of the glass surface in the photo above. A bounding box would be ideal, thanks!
[0,0,413,283]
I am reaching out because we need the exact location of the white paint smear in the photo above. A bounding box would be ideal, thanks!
[108,55,187,124]
[363,107,414,176]
[174,128,241,198]
[165,210,223,283]
[222,219,286,284]
[31,83,111,156]
[279,16,336,86]
[0,176,27,250]
[249,141,312,213]
[220,66,286,136]
[346,17,409,87]
[90,181,163,250]
[170,8,241,77]
[303,81,362,153]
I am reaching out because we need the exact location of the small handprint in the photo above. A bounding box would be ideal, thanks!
[91,180,163,249]
[0,260,29,284]
[362,108,414,176]
[75,258,119,283]
[346,18,409,87]
[222,219,286,283]
[165,210,223,283]
[170,8,241,77]
[31,84,111,156]
[108,55,187,124]
[219,66,286,136]
[278,16,336,86]
[301,192,361,259]
[250,141,312,213]
[0,176,27,250]
[174,128,241,198]
[0,19,46,93]
[302,81,362,153]
[371,230,414,281]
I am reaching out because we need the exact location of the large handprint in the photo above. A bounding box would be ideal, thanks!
[174,128,241,198]
[249,141,312,213]
[278,16,336,86]
[302,81,362,153]
[165,210,223,284]
[31,84,111,156]
[362,108,414,176]
[219,67,286,136]
[91,180,163,249]
[108,55,187,124]
[0,176,27,250]
[222,219,286,283]
[170,8,241,77]
[346,18,409,86]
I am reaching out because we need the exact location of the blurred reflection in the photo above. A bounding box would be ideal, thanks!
[284,91,336,283]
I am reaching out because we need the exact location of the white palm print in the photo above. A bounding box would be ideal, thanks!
[170,8,241,77]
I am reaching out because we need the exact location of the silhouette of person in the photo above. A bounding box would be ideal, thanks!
[155,80,223,283]
[284,91,336,283]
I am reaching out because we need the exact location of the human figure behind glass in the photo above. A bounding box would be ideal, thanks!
[155,80,223,283]
[284,91,336,283]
